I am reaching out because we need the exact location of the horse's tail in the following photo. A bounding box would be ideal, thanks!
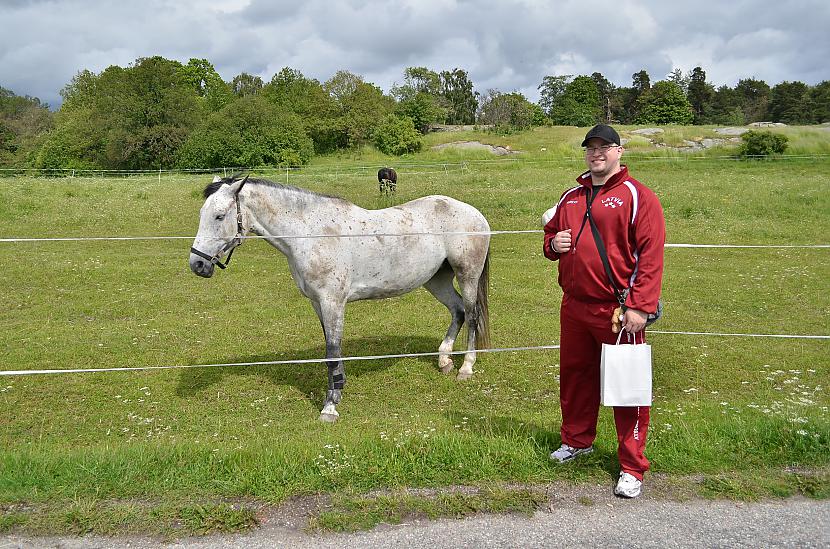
[475,248,491,350]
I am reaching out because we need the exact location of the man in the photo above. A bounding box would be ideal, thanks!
[542,124,665,498]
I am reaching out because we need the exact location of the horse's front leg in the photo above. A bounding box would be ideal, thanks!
[314,299,346,423]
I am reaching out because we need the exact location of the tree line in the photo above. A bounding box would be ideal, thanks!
[1,57,827,171]
[541,68,829,127]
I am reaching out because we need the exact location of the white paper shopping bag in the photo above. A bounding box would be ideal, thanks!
[600,331,652,407]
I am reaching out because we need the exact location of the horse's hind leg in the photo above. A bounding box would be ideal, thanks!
[423,262,465,375]
[454,278,479,380]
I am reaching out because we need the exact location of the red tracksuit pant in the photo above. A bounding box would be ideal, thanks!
[559,293,650,479]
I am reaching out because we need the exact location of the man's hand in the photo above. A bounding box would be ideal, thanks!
[551,228,572,253]
[623,308,648,333]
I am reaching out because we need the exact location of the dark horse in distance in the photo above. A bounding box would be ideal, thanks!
[377,167,397,196]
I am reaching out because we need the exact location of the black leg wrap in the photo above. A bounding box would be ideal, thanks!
[326,389,342,404]
[327,364,346,390]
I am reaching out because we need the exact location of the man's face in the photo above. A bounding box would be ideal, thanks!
[584,137,623,178]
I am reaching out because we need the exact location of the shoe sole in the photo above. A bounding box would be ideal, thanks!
[549,447,593,463]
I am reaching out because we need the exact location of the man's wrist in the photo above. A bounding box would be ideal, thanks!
[551,240,559,253]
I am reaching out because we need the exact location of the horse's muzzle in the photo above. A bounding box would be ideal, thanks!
[189,254,215,278]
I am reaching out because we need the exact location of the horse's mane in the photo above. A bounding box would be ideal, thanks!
[203,175,344,203]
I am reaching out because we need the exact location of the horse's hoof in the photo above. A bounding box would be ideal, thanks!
[319,403,339,423]
[440,364,455,375]
[319,412,339,423]
[456,371,473,381]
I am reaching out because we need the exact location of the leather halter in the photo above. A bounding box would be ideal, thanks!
[190,180,247,270]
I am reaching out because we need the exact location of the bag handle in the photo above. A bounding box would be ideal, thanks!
[615,327,642,345]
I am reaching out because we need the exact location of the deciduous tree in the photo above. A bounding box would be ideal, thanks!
[338,81,395,147]
[392,67,447,131]
[551,76,602,126]
[182,58,233,112]
[231,72,263,97]
[177,95,313,168]
[373,114,422,155]
[0,86,53,167]
[635,81,694,125]
[42,56,203,170]
[478,90,541,131]
[263,67,339,152]
[439,68,478,125]
[537,75,571,118]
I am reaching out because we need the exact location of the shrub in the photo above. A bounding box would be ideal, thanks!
[33,126,102,172]
[738,130,789,158]
[176,96,313,169]
[373,115,422,156]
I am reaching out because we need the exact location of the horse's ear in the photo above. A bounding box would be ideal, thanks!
[230,175,249,196]
[212,175,222,183]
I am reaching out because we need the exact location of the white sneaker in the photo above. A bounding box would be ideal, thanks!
[549,443,593,463]
[614,472,642,498]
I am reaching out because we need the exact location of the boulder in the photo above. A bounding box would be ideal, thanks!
[714,127,748,136]
[630,128,664,136]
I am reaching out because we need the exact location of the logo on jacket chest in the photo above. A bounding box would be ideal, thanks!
[601,196,624,209]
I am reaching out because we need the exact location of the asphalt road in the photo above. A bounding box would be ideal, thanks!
[3,496,828,549]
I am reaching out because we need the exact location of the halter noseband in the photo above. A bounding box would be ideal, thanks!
[190,179,247,270]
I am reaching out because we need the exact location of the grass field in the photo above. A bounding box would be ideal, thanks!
[1,126,829,537]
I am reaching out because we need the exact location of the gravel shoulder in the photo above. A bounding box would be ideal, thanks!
[3,478,828,549]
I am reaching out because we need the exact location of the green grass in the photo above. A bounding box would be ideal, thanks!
[0,499,258,538]
[310,486,546,532]
[0,126,829,537]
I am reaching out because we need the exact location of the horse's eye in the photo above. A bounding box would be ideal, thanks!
[215,214,225,221]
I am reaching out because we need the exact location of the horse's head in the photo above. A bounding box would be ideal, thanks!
[189,175,249,278]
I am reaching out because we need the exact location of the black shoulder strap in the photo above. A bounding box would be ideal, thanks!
[586,187,626,306]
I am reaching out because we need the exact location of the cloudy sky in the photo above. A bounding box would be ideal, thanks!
[1,0,828,109]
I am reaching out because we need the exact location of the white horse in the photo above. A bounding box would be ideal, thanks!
[189,175,491,422]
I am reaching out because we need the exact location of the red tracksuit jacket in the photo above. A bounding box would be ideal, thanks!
[542,166,665,314]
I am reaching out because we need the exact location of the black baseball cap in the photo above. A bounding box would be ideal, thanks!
[581,124,621,147]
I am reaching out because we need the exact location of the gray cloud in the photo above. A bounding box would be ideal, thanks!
[0,0,827,109]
